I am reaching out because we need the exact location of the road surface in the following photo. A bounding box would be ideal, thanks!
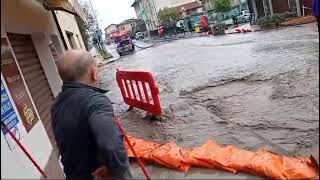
[101,23,319,179]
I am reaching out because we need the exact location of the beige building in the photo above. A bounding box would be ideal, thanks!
[104,24,118,37]
[1,0,86,179]
[117,19,138,34]
[55,10,86,50]
[104,19,138,38]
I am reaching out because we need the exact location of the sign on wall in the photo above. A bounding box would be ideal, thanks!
[1,37,38,132]
[1,76,27,149]
[1,81,19,134]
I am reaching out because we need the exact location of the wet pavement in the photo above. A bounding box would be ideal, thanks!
[101,23,319,179]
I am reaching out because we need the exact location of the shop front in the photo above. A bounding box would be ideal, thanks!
[1,0,82,178]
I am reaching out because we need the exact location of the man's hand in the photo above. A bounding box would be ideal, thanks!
[92,166,114,180]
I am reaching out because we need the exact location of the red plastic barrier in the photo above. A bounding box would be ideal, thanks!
[235,28,242,33]
[242,29,252,33]
[242,28,247,33]
[116,69,162,115]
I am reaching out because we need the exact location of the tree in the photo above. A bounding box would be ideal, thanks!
[211,0,231,19]
[212,0,231,12]
[76,16,91,50]
[77,1,112,59]
[158,7,182,26]
[75,2,98,50]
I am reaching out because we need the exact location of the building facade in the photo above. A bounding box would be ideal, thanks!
[117,19,139,35]
[104,19,138,39]
[131,0,198,31]
[177,1,203,17]
[132,0,159,31]
[1,0,86,178]
[201,0,248,11]
[104,24,118,37]
[55,10,86,50]
[201,0,213,11]
[251,0,312,18]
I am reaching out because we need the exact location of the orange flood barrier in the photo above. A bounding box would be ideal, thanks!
[125,136,319,179]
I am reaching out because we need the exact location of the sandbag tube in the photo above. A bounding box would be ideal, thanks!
[124,135,319,179]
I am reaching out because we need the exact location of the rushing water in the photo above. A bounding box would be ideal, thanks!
[100,23,319,179]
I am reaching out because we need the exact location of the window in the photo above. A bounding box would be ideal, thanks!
[65,31,76,49]
[76,34,83,49]
[49,41,58,62]
[50,35,63,56]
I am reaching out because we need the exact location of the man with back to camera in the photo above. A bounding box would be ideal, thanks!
[51,50,133,180]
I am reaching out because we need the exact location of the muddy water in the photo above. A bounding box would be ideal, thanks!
[101,23,319,178]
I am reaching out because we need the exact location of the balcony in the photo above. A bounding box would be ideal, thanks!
[36,0,87,22]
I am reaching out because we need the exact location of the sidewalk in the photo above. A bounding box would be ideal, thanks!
[281,15,317,26]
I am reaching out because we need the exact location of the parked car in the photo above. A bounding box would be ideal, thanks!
[221,18,234,28]
[237,10,251,23]
[135,32,144,40]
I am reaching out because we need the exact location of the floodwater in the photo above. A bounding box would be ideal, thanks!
[101,23,319,179]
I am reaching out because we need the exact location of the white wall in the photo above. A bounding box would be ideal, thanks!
[1,121,52,179]
[1,0,63,178]
[140,0,159,30]
[55,11,86,50]
[155,0,195,11]
[32,32,63,97]
[1,0,64,97]
[105,25,118,35]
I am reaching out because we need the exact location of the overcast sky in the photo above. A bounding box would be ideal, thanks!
[90,0,137,31]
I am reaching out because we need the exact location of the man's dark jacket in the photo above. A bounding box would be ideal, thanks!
[51,83,132,180]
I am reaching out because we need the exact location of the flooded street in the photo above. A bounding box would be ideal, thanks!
[101,23,319,179]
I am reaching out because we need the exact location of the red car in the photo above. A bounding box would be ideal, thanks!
[112,32,135,56]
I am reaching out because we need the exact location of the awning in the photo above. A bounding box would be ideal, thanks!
[40,0,79,17]
[131,0,141,7]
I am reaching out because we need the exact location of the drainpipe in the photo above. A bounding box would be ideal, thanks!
[51,11,68,50]
[295,0,301,16]
[268,0,274,15]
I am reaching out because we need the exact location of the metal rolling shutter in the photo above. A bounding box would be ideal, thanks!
[7,33,57,152]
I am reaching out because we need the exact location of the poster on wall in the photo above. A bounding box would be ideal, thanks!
[1,76,27,149]
[1,37,38,132]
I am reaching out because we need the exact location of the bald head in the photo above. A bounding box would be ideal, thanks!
[57,50,98,85]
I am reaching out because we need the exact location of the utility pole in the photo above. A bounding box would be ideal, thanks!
[87,0,106,52]
[146,20,151,41]
[88,0,99,29]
